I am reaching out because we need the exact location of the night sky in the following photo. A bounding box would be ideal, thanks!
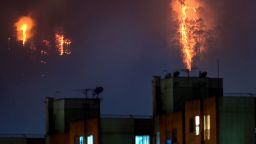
[0,0,256,134]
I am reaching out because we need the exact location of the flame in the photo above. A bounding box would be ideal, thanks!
[55,33,64,55]
[15,16,35,46]
[55,33,72,56]
[172,0,209,71]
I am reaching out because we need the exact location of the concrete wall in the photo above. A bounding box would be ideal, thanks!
[45,97,54,135]
[160,78,174,114]
[69,118,100,144]
[101,118,134,144]
[53,100,65,133]
[64,98,100,132]
[48,133,69,144]
[185,99,201,144]
[46,98,100,134]
[0,137,44,144]
[159,112,183,144]
[0,138,26,144]
[153,76,223,116]
[26,138,45,144]
[69,120,85,144]
[219,96,255,144]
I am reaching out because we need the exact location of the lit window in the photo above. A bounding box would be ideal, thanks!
[204,115,211,140]
[195,116,200,135]
[79,136,84,144]
[156,132,160,144]
[87,135,93,144]
[166,139,171,144]
[165,130,170,144]
[135,135,150,144]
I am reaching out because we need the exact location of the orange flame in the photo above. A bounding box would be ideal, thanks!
[55,33,72,56]
[15,16,35,46]
[172,0,208,71]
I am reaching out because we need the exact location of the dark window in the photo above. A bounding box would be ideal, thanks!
[189,117,195,133]
[172,128,177,143]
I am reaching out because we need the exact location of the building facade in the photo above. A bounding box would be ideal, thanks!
[0,135,44,144]
[45,73,256,144]
[152,73,255,144]
[45,98,152,144]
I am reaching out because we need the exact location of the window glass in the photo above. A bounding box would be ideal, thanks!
[79,136,84,144]
[87,135,93,144]
[135,135,150,144]
[156,132,160,144]
[195,116,200,135]
[204,115,211,140]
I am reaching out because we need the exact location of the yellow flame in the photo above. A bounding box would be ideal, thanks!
[55,33,72,56]
[172,0,207,71]
[181,6,189,70]
[56,33,64,55]
[180,5,195,71]
[21,24,27,45]
[15,16,35,46]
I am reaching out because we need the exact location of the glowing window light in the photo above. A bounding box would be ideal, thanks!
[135,135,150,144]
[87,135,93,144]
[195,115,200,135]
[156,132,160,144]
[79,136,84,144]
[204,115,211,140]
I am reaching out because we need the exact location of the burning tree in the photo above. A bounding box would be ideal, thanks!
[172,0,213,71]
[15,16,35,46]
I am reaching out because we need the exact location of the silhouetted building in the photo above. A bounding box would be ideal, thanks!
[45,97,152,144]
[45,73,256,144]
[0,134,44,144]
[45,97,100,144]
[152,73,255,144]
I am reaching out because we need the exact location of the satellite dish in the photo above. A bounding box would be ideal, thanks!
[93,87,104,96]
[199,71,207,78]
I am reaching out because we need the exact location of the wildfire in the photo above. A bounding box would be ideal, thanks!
[55,33,72,56]
[172,0,209,71]
[15,16,35,46]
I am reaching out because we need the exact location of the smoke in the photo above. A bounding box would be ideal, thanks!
[198,0,256,61]
[168,0,256,71]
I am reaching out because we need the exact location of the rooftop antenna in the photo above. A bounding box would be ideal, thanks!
[74,87,104,98]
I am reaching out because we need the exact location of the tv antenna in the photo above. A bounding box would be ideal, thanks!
[74,87,104,98]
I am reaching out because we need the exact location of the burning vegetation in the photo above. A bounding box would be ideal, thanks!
[171,0,214,71]
[12,16,72,64]
[15,16,35,46]
[55,33,72,56]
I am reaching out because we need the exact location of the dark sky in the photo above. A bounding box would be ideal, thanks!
[0,0,256,134]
